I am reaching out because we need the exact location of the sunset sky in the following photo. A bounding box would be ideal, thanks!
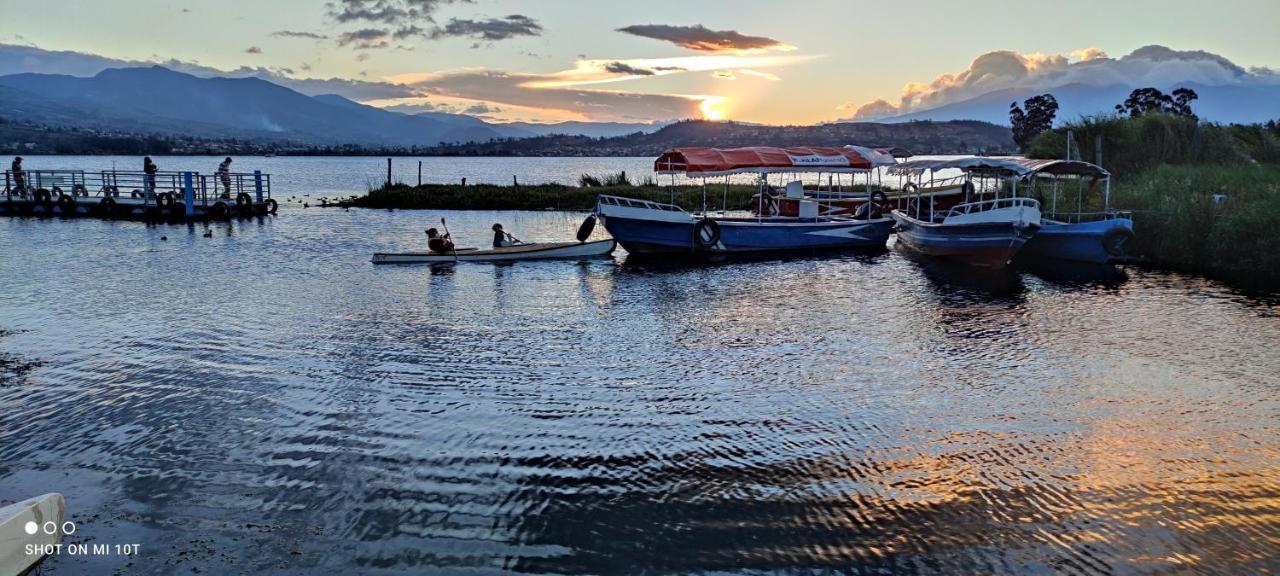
[2,0,1277,124]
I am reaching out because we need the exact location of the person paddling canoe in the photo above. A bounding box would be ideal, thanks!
[491,223,522,248]
[426,227,454,254]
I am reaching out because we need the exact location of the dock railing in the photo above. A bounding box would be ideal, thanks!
[4,170,90,197]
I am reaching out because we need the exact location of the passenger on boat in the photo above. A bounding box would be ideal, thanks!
[425,228,455,253]
[143,157,158,197]
[217,157,233,198]
[491,223,518,248]
[10,156,24,192]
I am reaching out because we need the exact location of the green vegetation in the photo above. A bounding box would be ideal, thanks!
[1106,164,1280,287]
[351,180,762,212]
[1031,113,1280,289]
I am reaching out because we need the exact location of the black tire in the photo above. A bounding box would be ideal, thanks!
[57,194,76,214]
[1101,226,1135,259]
[576,214,596,242]
[692,218,721,249]
[236,192,252,207]
[265,198,278,215]
[73,184,87,196]
[99,196,116,217]
[52,186,64,198]
[210,202,229,219]
[157,192,175,209]
[34,188,52,205]
[131,189,142,199]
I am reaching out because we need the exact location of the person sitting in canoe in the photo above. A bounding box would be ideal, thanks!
[425,228,454,254]
[491,223,521,248]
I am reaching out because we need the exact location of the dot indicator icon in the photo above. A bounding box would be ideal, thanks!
[24,521,38,535]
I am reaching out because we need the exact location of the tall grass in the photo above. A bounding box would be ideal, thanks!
[1028,114,1255,174]
[1029,114,1280,289]
[1111,164,1280,288]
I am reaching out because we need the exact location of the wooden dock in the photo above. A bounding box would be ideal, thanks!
[2,169,277,221]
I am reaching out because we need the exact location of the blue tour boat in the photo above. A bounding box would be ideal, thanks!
[1014,159,1135,264]
[596,146,896,255]
[887,157,1042,269]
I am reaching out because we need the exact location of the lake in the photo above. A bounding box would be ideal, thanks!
[1,158,1278,574]
[7,155,899,199]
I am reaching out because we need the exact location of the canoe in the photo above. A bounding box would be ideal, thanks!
[0,493,65,576]
[372,239,616,264]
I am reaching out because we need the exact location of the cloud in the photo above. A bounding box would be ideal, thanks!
[429,15,542,42]
[845,45,1277,120]
[737,68,780,81]
[244,46,263,54]
[604,61,655,76]
[616,24,792,53]
[273,30,328,40]
[463,103,500,114]
[403,70,706,121]
[327,0,471,24]
[337,28,390,48]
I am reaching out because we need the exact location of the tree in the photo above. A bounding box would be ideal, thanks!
[1010,94,1059,151]
[1114,87,1198,120]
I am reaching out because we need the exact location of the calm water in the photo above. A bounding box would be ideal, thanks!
[2,190,1279,574]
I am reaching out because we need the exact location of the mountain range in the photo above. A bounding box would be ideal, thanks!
[0,66,665,147]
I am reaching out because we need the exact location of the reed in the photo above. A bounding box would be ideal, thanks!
[1110,164,1280,288]
[1027,113,1272,174]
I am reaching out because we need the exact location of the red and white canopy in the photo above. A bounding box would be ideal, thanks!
[654,146,875,176]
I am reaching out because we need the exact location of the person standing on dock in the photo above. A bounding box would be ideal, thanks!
[143,156,158,197]
[10,156,24,193]
[217,157,233,198]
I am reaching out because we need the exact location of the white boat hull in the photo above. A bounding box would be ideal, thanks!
[0,493,65,576]
[372,239,616,264]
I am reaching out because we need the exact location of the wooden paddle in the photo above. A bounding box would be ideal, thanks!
[440,217,459,262]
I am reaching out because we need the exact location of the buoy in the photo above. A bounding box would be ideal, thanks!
[160,236,167,241]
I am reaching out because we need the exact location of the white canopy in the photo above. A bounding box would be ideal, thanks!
[887,157,1034,176]
[842,145,900,168]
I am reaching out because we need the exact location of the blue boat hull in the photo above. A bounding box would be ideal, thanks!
[1020,218,1135,264]
[601,214,895,254]
[891,211,1039,269]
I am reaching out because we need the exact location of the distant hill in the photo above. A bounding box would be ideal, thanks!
[0,66,501,146]
[0,66,678,147]
[416,119,1015,156]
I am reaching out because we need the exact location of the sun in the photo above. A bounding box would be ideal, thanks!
[699,97,728,120]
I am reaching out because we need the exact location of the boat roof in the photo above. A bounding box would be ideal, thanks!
[843,145,902,167]
[888,156,1109,179]
[654,146,880,176]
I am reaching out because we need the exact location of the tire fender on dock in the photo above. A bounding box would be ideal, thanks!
[265,198,278,214]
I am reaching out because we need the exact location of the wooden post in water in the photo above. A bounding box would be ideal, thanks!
[386,158,392,188]
[417,161,422,186]
[513,175,518,186]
